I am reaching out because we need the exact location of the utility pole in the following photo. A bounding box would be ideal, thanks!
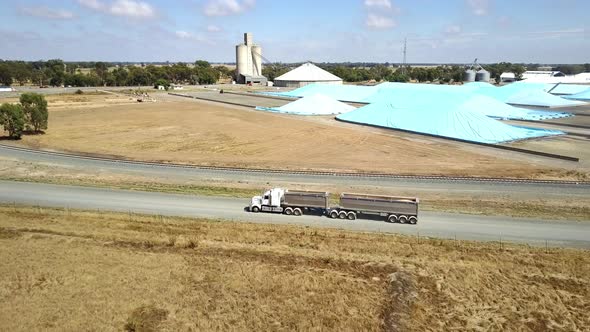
[401,37,407,75]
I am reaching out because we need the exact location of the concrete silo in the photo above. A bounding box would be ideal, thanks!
[236,44,249,79]
[251,45,262,76]
[234,33,267,85]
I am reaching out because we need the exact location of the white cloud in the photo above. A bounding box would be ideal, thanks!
[366,14,396,29]
[467,0,489,16]
[110,0,155,18]
[77,0,105,10]
[364,0,392,9]
[19,6,76,20]
[207,25,222,32]
[204,0,255,17]
[176,30,191,39]
[444,25,461,34]
[175,30,215,45]
[77,0,156,18]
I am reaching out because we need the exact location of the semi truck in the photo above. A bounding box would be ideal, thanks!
[249,188,419,224]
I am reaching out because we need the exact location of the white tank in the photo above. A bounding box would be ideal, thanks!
[464,69,476,82]
[236,44,249,78]
[251,45,262,76]
[475,69,491,82]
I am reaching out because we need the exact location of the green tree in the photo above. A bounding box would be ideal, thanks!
[113,67,129,86]
[46,59,65,86]
[94,62,109,85]
[195,60,211,68]
[194,66,219,84]
[154,78,170,90]
[0,103,25,139]
[0,63,12,86]
[19,93,48,132]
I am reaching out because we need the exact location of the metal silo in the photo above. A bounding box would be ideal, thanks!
[464,69,476,82]
[236,44,249,79]
[475,68,491,82]
[251,45,262,76]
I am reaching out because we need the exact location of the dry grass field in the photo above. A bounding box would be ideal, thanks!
[0,206,589,331]
[0,93,582,179]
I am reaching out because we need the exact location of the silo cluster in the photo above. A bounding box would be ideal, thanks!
[464,67,490,83]
[235,33,265,84]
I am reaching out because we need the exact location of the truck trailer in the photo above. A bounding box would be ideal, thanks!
[329,193,419,224]
[249,188,419,224]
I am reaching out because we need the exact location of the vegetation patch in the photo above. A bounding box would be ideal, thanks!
[124,305,168,332]
[0,206,588,331]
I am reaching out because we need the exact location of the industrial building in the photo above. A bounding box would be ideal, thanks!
[235,33,267,85]
[274,63,343,88]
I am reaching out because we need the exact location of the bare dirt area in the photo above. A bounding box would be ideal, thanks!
[0,206,588,331]
[1,92,584,179]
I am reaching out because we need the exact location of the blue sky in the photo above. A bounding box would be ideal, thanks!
[1,0,588,63]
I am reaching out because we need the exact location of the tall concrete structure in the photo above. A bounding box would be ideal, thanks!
[235,33,266,85]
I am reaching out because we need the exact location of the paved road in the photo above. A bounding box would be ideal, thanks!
[1,144,589,201]
[1,181,589,248]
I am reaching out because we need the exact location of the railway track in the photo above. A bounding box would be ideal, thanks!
[1,143,588,186]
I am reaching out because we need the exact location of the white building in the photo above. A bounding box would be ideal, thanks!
[521,71,565,81]
[500,72,516,83]
[274,63,343,88]
[522,71,590,84]
[235,33,267,85]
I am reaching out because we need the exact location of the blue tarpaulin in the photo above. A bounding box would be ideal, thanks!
[564,88,590,101]
[465,82,587,108]
[336,97,563,144]
[255,94,356,115]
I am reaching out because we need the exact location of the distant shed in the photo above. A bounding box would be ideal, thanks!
[274,63,343,88]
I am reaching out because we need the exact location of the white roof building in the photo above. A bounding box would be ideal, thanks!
[274,63,343,88]
[500,72,516,83]
[522,71,590,84]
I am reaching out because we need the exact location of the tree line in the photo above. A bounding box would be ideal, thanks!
[1,59,589,87]
[264,62,589,85]
[0,59,233,88]
[0,93,48,139]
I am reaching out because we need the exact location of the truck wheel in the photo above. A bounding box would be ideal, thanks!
[409,216,417,225]
[293,208,302,216]
[285,207,293,215]
[251,206,260,213]
[387,215,398,223]
[329,210,339,219]
[347,212,356,220]
[338,211,347,219]
[399,215,408,224]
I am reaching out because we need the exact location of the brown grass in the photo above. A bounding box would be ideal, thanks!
[0,206,588,331]
[0,92,581,179]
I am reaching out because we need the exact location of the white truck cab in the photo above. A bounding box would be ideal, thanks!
[250,188,285,213]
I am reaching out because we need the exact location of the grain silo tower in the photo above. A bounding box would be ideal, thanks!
[463,69,476,82]
[235,33,267,85]
[475,68,491,82]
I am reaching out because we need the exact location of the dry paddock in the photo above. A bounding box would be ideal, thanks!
[1,92,586,180]
[0,206,589,331]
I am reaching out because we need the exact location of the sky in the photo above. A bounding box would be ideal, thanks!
[0,0,588,63]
